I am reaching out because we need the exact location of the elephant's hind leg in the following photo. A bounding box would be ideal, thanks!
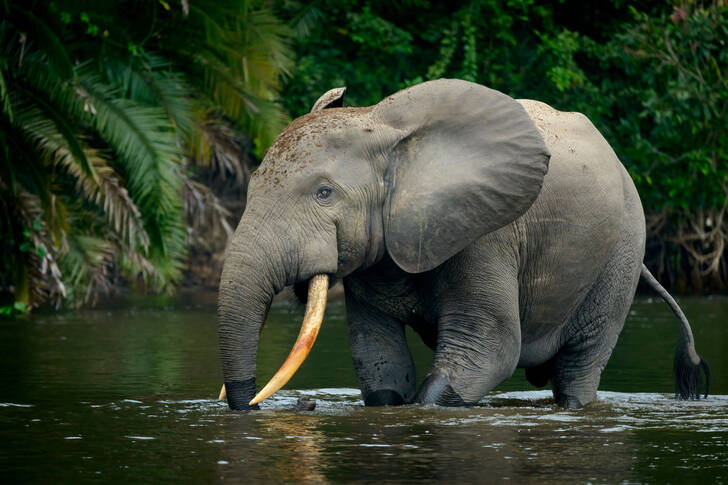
[551,242,642,408]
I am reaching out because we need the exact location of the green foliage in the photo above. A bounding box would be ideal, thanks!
[276,0,727,291]
[531,1,728,289]
[277,0,562,113]
[609,3,727,211]
[160,1,293,154]
[0,0,292,310]
[3,0,725,306]
[606,2,728,289]
[0,301,27,316]
[539,30,587,92]
[276,0,425,115]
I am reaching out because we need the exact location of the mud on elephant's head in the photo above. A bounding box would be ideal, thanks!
[218,79,550,410]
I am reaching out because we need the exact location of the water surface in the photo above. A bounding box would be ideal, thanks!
[1,294,726,483]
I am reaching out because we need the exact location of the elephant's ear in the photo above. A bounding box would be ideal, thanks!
[374,79,550,273]
[311,87,346,112]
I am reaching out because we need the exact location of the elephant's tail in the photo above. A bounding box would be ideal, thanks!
[640,264,710,399]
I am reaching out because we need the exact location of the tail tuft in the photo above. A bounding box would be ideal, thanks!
[674,346,710,400]
[642,264,710,401]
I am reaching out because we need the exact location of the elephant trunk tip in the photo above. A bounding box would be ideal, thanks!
[223,378,260,410]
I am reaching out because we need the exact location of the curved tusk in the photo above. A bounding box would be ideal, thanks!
[218,384,227,401]
[249,274,328,406]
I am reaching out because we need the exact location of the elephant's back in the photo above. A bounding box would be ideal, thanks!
[513,100,645,364]
[518,99,629,215]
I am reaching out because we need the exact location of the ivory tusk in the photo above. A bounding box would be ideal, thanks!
[219,384,227,401]
[249,274,328,406]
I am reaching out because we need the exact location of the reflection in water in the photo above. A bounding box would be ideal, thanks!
[0,295,726,482]
[3,390,727,482]
[221,390,725,483]
[220,412,330,482]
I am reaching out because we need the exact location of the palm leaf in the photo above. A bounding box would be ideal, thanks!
[19,85,97,182]
[103,54,197,138]
[58,233,115,306]
[184,178,232,248]
[171,2,293,152]
[77,68,187,287]
[0,69,12,121]
[13,189,67,308]
[2,0,296,308]
[9,59,151,254]
[287,1,324,38]
[19,55,187,287]
[57,144,151,253]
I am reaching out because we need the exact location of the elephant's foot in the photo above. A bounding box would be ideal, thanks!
[551,364,599,409]
[413,370,468,407]
[554,394,586,409]
[364,389,406,406]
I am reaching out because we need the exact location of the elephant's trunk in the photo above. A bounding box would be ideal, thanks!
[218,213,289,410]
[217,201,334,410]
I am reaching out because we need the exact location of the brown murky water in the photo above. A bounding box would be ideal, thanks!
[1,294,726,483]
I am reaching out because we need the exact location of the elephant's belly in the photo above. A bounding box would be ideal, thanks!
[515,226,616,368]
[518,247,605,354]
[517,325,567,367]
[517,317,569,367]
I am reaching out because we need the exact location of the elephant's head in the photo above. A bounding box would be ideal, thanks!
[218,79,550,410]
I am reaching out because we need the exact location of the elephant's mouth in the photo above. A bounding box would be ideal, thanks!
[294,274,338,305]
[219,274,329,405]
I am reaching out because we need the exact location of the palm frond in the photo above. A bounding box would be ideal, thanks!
[183,178,232,250]
[176,2,293,152]
[77,68,187,285]
[200,120,251,187]
[18,85,97,182]
[61,146,151,252]
[58,233,115,306]
[2,1,294,309]
[287,1,324,39]
[9,82,149,253]
[0,70,12,121]
[103,54,197,138]
[117,240,159,286]
[14,189,67,308]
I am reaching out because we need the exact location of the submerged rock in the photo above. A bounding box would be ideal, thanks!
[294,396,316,411]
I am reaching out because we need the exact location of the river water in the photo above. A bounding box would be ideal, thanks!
[1,293,726,483]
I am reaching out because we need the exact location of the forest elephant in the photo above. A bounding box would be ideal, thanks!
[217,79,709,410]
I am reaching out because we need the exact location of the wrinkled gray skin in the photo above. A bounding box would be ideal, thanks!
[218,79,697,410]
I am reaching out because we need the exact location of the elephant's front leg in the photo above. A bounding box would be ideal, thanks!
[415,268,521,406]
[345,290,416,406]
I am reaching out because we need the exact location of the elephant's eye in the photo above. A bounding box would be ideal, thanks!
[316,187,332,200]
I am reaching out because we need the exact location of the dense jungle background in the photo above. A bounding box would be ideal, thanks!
[1,0,726,313]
